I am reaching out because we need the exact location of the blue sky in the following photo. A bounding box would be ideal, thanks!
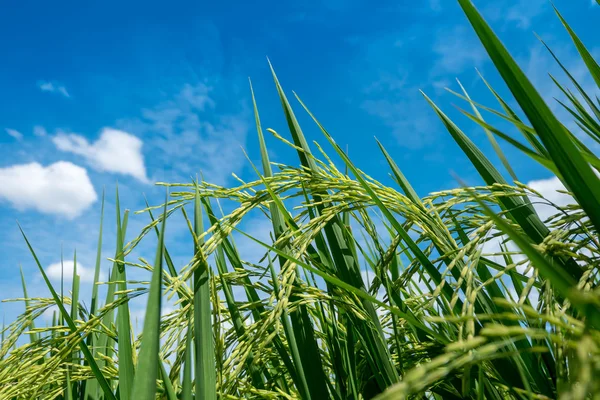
[0,0,598,324]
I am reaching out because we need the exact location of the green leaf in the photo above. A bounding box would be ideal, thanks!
[458,108,561,176]
[19,266,37,344]
[115,188,135,400]
[89,188,105,317]
[130,192,168,399]
[84,188,105,400]
[145,197,179,279]
[202,197,296,389]
[181,320,194,400]
[159,361,178,400]
[540,36,600,124]
[250,78,273,177]
[66,368,73,400]
[70,251,79,323]
[553,5,600,90]
[193,184,217,400]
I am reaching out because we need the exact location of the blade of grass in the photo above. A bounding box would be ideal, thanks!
[66,368,73,400]
[19,266,37,344]
[541,36,600,124]
[192,184,217,400]
[130,193,168,399]
[181,319,193,400]
[458,108,561,177]
[84,189,105,400]
[70,251,79,322]
[90,189,105,318]
[114,188,135,400]
[159,361,177,400]
[553,6,600,90]
[182,201,266,390]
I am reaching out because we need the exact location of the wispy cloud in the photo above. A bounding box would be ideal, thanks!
[0,161,97,219]
[38,81,70,98]
[432,25,487,76]
[5,128,23,141]
[505,0,547,29]
[352,20,488,150]
[483,0,548,30]
[118,82,249,185]
[428,0,442,12]
[361,92,437,150]
[53,128,149,183]
[33,125,47,137]
[352,34,449,149]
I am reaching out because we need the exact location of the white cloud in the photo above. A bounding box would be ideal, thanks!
[5,128,23,140]
[432,25,487,76]
[33,125,47,137]
[526,176,573,221]
[38,81,70,98]
[0,161,97,219]
[46,260,98,283]
[53,128,149,183]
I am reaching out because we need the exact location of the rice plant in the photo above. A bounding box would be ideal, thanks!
[2,1,600,398]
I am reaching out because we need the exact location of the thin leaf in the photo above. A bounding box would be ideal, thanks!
[130,192,168,399]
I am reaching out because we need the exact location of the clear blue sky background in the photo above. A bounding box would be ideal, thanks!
[0,0,598,324]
